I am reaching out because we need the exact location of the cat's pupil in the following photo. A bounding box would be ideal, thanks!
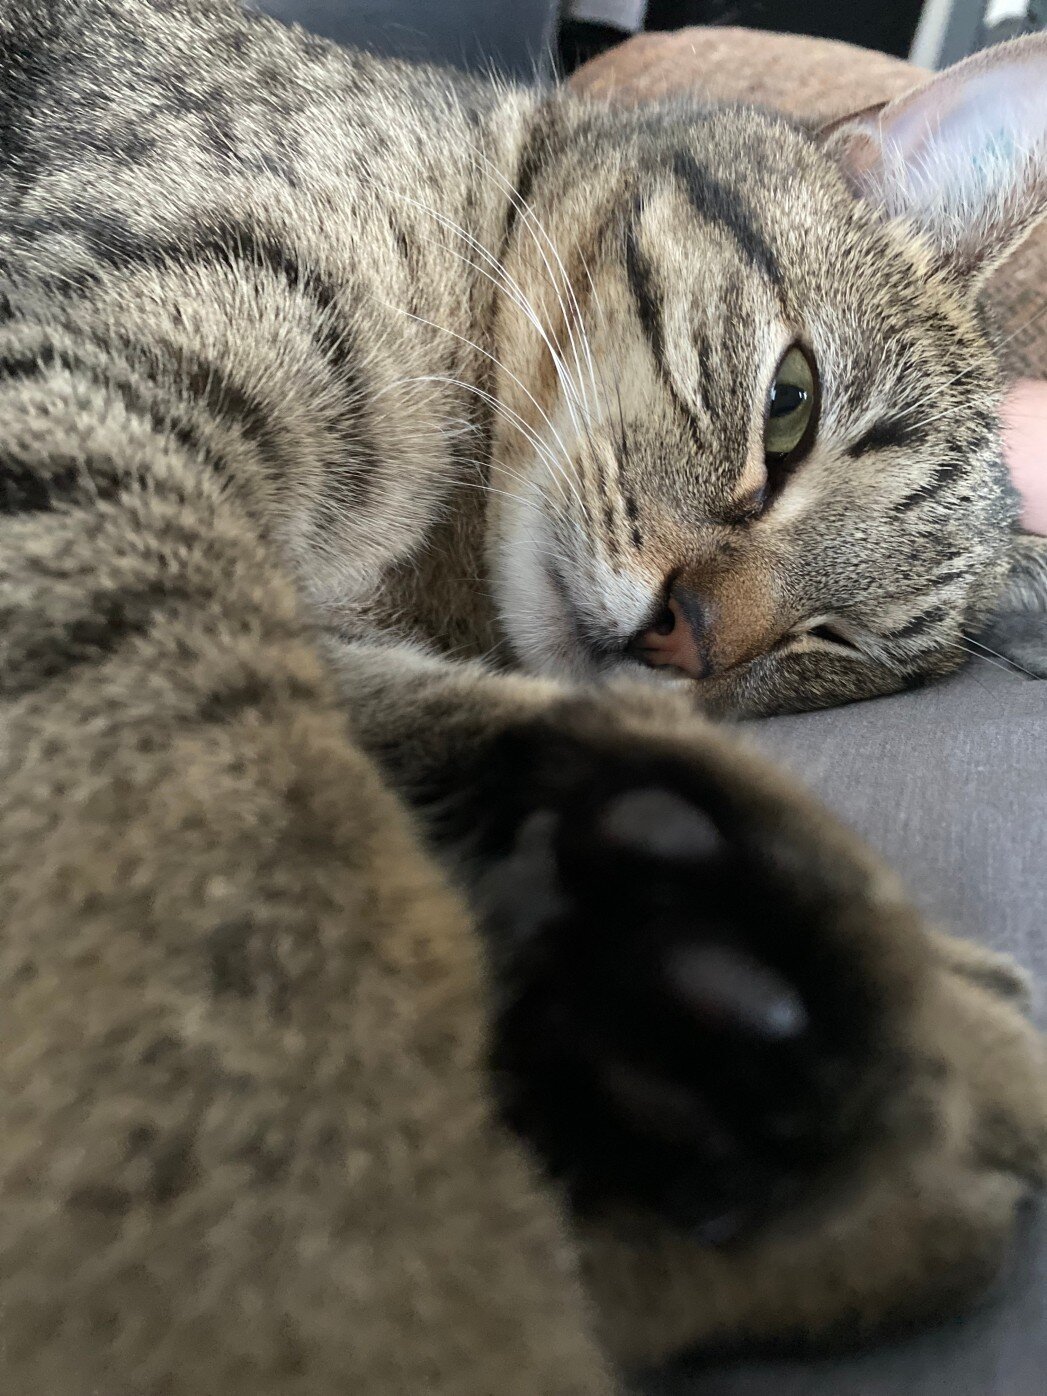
[769,384,807,417]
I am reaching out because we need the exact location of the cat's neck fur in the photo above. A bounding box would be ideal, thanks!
[318,58,553,661]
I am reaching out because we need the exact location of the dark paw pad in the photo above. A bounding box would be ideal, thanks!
[482,764,893,1238]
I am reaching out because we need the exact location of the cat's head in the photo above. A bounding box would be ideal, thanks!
[487,36,1047,714]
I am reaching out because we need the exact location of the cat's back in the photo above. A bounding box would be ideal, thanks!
[0,0,497,269]
[0,0,530,611]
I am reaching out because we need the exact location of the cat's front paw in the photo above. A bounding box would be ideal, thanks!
[475,694,930,1236]
[580,933,1047,1367]
[463,690,1047,1361]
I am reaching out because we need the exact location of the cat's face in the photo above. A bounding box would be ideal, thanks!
[487,45,1046,715]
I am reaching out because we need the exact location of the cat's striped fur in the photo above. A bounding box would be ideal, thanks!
[0,3,1045,1392]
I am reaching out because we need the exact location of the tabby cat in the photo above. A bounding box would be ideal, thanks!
[1,3,1045,1392]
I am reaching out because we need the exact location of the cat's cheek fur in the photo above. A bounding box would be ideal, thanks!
[488,483,585,677]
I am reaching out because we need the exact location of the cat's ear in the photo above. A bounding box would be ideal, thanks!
[821,35,1047,285]
[974,533,1047,677]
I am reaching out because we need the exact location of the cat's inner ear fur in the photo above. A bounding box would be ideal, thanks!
[974,533,1047,678]
[821,34,1047,285]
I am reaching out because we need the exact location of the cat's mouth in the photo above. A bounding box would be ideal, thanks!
[542,560,630,666]
[498,496,804,699]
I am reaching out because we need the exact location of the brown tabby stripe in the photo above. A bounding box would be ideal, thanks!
[0,340,231,482]
[672,152,782,287]
[5,210,378,470]
[884,604,949,641]
[848,409,930,458]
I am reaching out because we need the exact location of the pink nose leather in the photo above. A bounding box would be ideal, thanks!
[636,592,709,679]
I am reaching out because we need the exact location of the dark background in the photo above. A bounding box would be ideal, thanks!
[253,0,928,79]
[643,1,925,59]
[253,1,1046,78]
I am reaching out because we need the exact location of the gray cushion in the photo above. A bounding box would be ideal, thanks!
[750,661,1046,984]
[644,660,1047,1395]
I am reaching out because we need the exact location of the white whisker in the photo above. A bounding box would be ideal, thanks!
[962,633,1038,679]
[393,188,590,442]
[463,142,598,430]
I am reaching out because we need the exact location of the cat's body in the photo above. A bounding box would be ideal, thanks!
[1,2,1046,1392]
[0,1,520,644]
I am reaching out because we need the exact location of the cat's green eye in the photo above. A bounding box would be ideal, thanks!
[764,345,817,463]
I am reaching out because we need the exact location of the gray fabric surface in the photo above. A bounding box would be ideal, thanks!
[645,660,1047,1396]
[750,660,1046,993]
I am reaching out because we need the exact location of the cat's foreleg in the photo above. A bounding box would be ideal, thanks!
[0,474,613,1396]
[332,637,1047,1363]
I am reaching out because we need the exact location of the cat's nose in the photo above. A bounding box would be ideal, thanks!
[632,584,711,680]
